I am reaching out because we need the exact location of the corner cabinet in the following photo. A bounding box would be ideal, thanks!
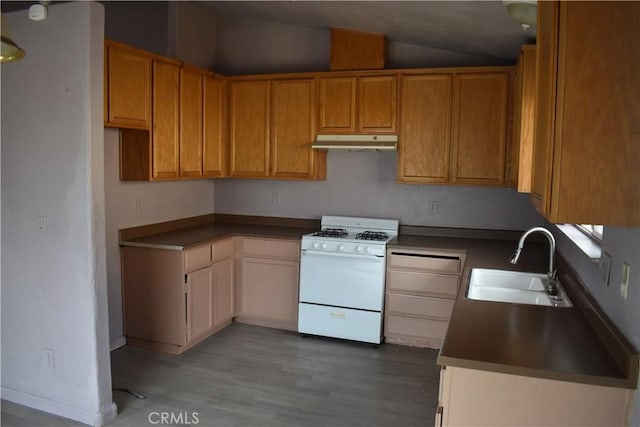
[398,69,512,186]
[235,237,300,331]
[531,1,640,226]
[436,366,631,427]
[121,238,235,354]
[317,74,397,134]
[229,77,325,180]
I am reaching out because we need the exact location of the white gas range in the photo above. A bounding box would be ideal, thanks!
[298,215,399,344]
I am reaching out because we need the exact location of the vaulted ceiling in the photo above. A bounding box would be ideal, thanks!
[199,1,536,61]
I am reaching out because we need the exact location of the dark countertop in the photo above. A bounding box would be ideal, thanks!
[390,234,634,388]
[120,222,316,250]
[122,221,634,389]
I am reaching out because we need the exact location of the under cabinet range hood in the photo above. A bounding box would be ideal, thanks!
[312,134,397,151]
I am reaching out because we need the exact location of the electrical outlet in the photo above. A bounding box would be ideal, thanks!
[599,252,611,286]
[620,263,630,300]
[272,192,281,205]
[44,348,55,369]
[428,201,438,215]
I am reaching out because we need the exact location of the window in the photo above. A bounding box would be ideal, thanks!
[577,224,603,241]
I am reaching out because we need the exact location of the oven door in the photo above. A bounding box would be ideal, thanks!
[299,249,385,311]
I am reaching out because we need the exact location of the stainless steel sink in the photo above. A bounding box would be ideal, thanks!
[467,268,572,307]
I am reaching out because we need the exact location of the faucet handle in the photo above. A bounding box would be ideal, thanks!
[548,270,558,281]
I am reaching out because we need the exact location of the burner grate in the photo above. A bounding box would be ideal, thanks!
[355,231,389,241]
[312,228,349,238]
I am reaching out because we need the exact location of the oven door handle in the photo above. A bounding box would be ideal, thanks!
[302,249,383,262]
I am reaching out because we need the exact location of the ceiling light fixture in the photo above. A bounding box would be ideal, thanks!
[503,0,537,30]
[0,15,26,63]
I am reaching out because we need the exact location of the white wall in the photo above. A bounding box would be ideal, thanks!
[1,3,115,425]
[215,151,542,230]
[554,226,640,425]
[104,129,214,347]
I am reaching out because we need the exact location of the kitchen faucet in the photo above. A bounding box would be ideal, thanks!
[510,227,558,296]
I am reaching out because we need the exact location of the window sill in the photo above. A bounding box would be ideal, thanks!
[555,224,602,262]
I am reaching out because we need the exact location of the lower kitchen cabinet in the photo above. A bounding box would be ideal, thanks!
[235,237,300,331]
[384,248,466,349]
[436,366,631,426]
[121,238,235,354]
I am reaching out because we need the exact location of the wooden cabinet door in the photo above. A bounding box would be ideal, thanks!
[451,72,510,185]
[152,59,180,180]
[186,267,214,343]
[270,78,318,179]
[106,41,151,129]
[358,75,397,133]
[239,257,299,331]
[203,75,227,177]
[317,76,357,133]
[549,2,639,225]
[179,67,203,178]
[531,1,559,215]
[213,258,234,327]
[512,46,537,192]
[398,74,453,183]
[229,80,270,177]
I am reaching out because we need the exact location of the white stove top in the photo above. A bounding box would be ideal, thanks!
[301,216,399,255]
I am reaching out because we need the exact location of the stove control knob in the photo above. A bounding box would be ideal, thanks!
[337,244,345,251]
[311,242,320,249]
[321,243,328,250]
[364,246,372,253]
[355,245,363,252]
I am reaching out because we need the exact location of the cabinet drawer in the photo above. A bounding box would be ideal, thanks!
[388,251,462,273]
[241,238,300,260]
[386,293,454,321]
[387,270,459,298]
[183,245,211,273]
[385,315,449,341]
[212,238,235,262]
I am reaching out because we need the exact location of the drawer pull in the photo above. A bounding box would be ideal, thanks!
[330,312,346,319]
[391,252,460,260]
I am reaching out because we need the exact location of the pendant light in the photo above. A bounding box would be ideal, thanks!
[1,14,26,63]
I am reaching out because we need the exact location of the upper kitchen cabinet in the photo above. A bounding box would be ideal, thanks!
[398,68,512,186]
[398,74,453,183]
[531,1,640,226]
[180,66,228,179]
[150,57,181,180]
[179,65,204,178]
[229,79,270,178]
[104,39,151,129]
[229,76,326,180]
[451,72,510,186]
[271,78,326,180]
[317,74,397,134]
[510,45,537,192]
[203,74,227,177]
[120,56,181,181]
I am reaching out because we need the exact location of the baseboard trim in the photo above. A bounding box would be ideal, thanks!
[1,386,118,426]
[109,335,126,351]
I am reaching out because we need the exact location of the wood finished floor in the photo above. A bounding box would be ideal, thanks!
[2,323,440,426]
